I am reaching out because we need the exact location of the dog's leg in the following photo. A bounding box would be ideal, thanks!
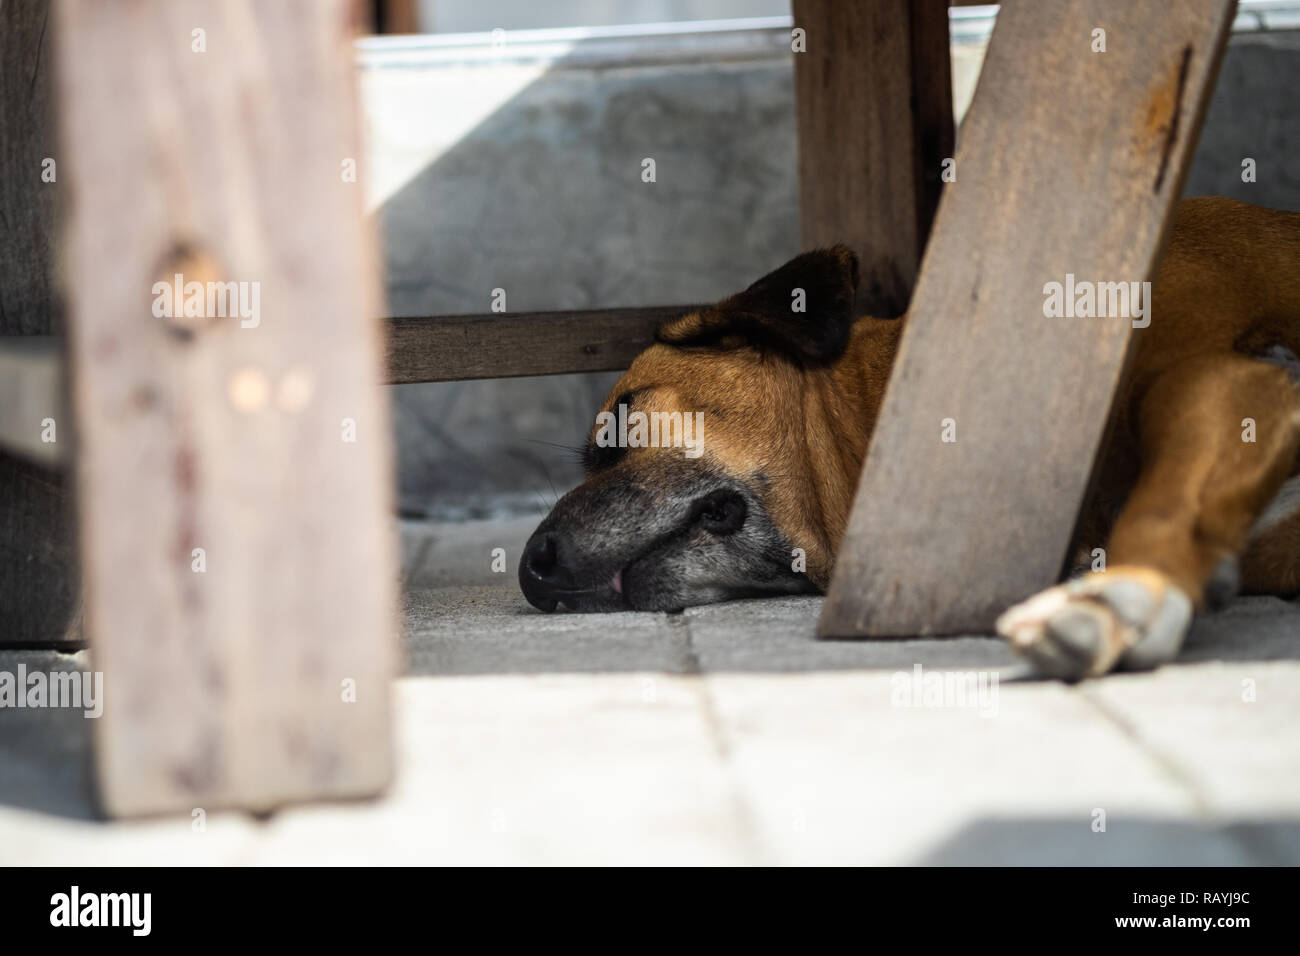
[998,354,1300,679]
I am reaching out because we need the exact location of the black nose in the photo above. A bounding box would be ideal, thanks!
[519,532,563,611]
[524,533,559,581]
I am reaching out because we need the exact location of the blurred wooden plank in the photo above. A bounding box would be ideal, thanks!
[819,0,1235,638]
[371,0,419,34]
[57,0,397,815]
[0,306,691,418]
[386,305,692,384]
[792,0,954,318]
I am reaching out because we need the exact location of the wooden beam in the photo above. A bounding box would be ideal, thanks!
[0,307,695,456]
[792,0,954,318]
[57,0,398,815]
[386,305,692,384]
[819,0,1235,638]
[370,0,419,34]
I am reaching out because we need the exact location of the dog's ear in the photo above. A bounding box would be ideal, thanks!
[656,246,859,364]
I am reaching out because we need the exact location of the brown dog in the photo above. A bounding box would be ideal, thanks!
[520,197,1300,679]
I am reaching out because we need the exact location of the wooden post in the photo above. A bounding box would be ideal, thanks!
[370,0,419,34]
[56,0,398,815]
[792,0,954,318]
[820,0,1236,638]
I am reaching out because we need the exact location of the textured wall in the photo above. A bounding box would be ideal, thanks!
[1184,33,1300,204]
[370,56,800,517]
[366,29,1300,518]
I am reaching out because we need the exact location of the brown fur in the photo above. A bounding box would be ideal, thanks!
[604,197,1300,605]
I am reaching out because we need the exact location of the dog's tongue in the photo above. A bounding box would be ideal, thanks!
[611,570,623,594]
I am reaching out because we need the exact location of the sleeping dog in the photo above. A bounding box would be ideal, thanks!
[520,197,1300,679]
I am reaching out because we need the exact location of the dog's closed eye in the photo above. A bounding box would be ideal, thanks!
[583,391,640,472]
[582,441,624,473]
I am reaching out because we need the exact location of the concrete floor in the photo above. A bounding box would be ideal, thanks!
[3,516,1299,865]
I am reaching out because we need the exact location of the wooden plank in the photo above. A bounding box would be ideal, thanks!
[57,0,397,815]
[386,305,693,384]
[0,307,693,424]
[371,0,419,34]
[819,0,1235,638]
[792,0,954,318]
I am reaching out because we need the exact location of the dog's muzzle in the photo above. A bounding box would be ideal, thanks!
[518,531,624,612]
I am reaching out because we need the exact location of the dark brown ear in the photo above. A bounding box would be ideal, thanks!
[656,245,859,364]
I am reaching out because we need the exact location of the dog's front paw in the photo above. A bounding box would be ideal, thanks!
[995,567,1192,680]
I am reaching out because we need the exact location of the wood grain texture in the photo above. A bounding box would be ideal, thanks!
[57,0,397,815]
[792,0,954,318]
[386,305,693,384]
[819,0,1235,638]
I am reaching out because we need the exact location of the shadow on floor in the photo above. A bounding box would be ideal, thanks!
[404,584,1300,677]
[0,650,97,821]
[910,815,1300,865]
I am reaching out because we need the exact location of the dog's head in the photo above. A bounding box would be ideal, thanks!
[520,246,889,612]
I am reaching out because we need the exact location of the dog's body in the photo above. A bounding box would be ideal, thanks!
[521,197,1300,678]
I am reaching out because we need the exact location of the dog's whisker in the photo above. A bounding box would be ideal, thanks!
[519,438,586,463]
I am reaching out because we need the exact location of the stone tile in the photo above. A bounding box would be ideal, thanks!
[701,672,1214,865]
[401,515,540,589]
[6,536,1298,864]
[404,586,689,674]
[685,595,1018,673]
[243,675,755,865]
[0,809,263,866]
[1084,661,1300,863]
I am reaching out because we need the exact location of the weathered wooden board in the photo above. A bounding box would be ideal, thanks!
[387,305,691,384]
[1,307,688,412]
[371,0,419,34]
[819,0,1236,638]
[57,0,397,815]
[792,0,953,318]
